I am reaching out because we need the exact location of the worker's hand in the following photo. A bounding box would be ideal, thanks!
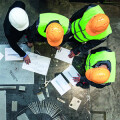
[73,74,81,83]
[27,42,33,48]
[68,51,75,58]
[54,46,61,50]
[24,55,31,64]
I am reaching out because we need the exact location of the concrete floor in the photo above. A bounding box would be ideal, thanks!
[0,0,120,120]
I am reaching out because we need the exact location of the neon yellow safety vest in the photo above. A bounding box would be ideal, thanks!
[85,51,116,83]
[37,13,69,38]
[71,5,112,42]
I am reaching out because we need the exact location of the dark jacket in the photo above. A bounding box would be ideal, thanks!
[69,4,109,55]
[26,20,47,43]
[3,1,27,57]
[76,47,111,89]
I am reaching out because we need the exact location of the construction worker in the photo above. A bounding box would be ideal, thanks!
[68,4,112,58]
[26,13,70,50]
[3,1,30,64]
[73,47,116,88]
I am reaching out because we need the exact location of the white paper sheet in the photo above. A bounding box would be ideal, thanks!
[55,47,74,64]
[17,113,29,120]
[0,91,6,120]
[69,97,81,110]
[51,74,71,96]
[22,52,51,76]
[5,48,23,61]
[0,52,4,60]
[63,65,79,86]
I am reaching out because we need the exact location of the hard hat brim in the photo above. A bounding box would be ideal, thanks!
[15,21,29,31]
[86,19,103,36]
[47,37,63,47]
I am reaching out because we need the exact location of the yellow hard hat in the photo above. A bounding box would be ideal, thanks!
[85,68,110,84]
[46,23,64,46]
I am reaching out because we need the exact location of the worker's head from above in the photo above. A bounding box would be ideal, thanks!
[86,13,110,36]
[85,64,110,84]
[9,7,29,31]
[46,22,64,47]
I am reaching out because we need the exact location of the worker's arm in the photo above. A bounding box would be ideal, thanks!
[26,21,37,43]
[91,47,112,54]
[8,39,31,64]
[73,75,88,83]
[26,19,46,43]
[8,38,26,57]
[73,75,90,89]
[69,4,96,23]
[72,39,106,55]
[68,35,110,58]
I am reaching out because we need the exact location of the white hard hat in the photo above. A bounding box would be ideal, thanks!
[9,7,29,31]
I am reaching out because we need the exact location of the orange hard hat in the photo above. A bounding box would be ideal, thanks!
[86,13,110,36]
[46,23,64,46]
[85,68,110,84]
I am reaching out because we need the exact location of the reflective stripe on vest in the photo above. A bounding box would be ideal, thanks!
[71,5,112,42]
[78,19,87,39]
[37,13,69,38]
[85,51,116,83]
[73,20,83,42]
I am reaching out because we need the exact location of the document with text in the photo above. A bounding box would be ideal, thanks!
[63,65,79,86]
[5,48,23,61]
[22,52,51,76]
[55,47,74,64]
[51,74,71,96]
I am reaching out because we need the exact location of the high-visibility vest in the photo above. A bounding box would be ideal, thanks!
[85,51,116,83]
[37,13,69,38]
[71,5,112,42]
